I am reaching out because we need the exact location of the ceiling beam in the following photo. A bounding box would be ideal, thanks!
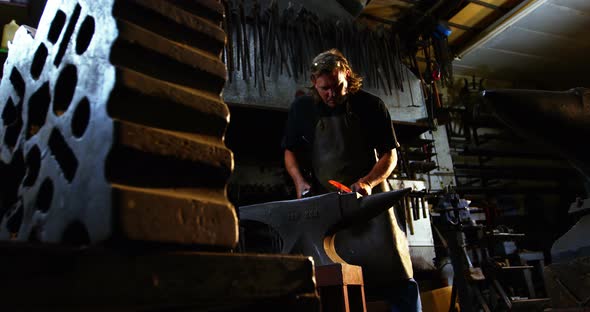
[359,12,398,24]
[454,0,548,59]
[448,21,478,31]
[467,0,507,12]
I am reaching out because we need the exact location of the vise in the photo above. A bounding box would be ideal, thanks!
[239,188,413,288]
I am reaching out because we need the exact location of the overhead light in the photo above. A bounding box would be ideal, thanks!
[455,0,548,59]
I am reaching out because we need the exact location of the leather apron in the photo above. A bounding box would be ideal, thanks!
[312,107,374,191]
[312,103,413,288]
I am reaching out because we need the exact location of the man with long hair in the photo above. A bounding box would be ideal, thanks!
[283,48,398,198]
[282,49,421,311]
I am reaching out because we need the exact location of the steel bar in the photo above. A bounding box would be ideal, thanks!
[0,242,319,309]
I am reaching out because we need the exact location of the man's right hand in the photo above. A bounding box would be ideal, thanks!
[296,181,311,199]
[285,149,312,199]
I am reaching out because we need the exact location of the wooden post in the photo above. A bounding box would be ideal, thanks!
[315,263,367,312]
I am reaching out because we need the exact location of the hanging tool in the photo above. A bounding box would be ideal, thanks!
[251,0,259,87]
[238,0,251,79]
[221,0,233,82]
[275,1,291,77]
[421,194,428,218]
[252,0,266,90]
[264,0,275,77]
[377,26,392,95]
[231,2,243,76]
[413,195,420,221]
[404,194,414,235]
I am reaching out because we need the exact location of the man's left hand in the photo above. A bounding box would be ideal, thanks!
[351,180,372,196]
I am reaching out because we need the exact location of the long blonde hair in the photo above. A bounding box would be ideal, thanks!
[309,49,363,94]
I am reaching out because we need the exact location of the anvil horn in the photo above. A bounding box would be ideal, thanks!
[482,88,590,179]
[335,188,412,231]
[358,188,412,218]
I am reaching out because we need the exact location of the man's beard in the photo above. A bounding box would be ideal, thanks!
[311,89,347,107]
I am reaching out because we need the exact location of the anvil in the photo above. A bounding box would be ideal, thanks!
[238,188,413,286]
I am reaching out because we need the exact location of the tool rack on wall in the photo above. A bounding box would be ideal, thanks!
[437,78,585,312]
[392,120,437,180]
[444,78,581,198]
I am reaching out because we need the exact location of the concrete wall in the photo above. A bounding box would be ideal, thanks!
[223,57,457,193]
[222,0,456,194]
[223,63,428,123]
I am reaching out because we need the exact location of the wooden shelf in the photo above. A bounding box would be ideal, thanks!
[0,241,319,309]
[392,120,430,145]
[453,164,577,180]
[404,138,434,148]
[405,150,436,161]
[458,146,561,160]
[408,160,437,173]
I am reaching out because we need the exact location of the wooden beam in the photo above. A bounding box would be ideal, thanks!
[467,0,507,11]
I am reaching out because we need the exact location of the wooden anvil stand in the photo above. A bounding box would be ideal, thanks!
[316,263,367,312]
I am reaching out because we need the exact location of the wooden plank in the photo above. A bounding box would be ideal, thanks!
[0,242,319,310]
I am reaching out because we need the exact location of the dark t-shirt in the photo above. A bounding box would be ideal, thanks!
[283,89,400,173]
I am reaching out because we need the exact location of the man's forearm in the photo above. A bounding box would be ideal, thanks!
[284,149,305,184]
[285,149,311,198]
[359,149,397,188]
